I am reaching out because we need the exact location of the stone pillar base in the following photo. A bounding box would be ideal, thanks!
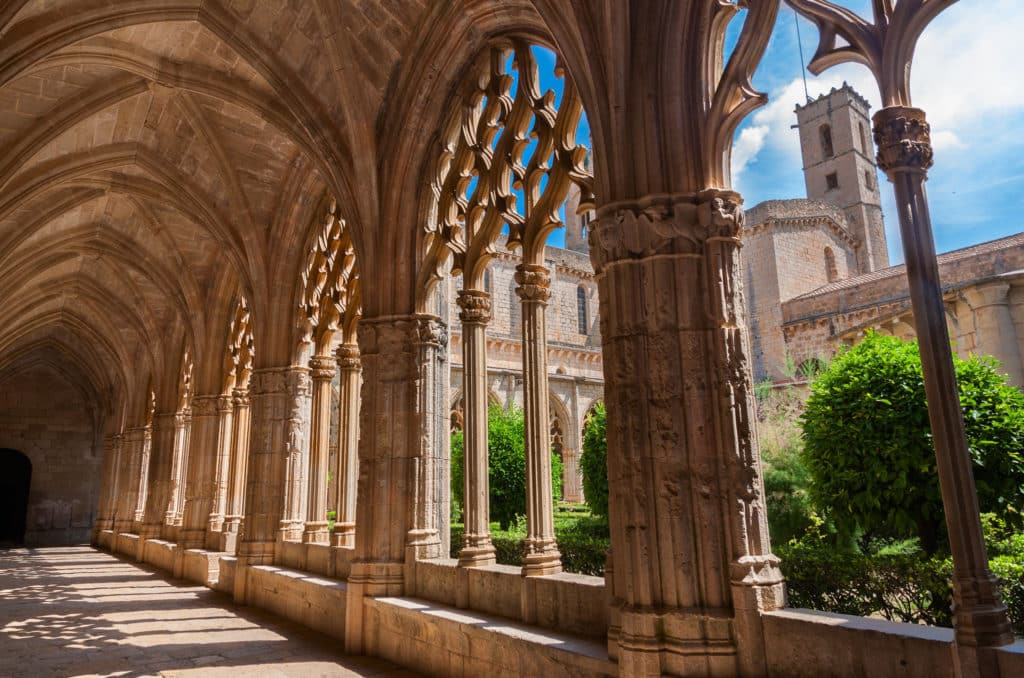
[458,538,497,568]
[523,540,562,576]
[302,522,330,544]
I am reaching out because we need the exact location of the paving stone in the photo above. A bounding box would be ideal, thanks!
[0,547,416,677]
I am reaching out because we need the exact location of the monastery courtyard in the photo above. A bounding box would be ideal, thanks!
[0,547,415,677]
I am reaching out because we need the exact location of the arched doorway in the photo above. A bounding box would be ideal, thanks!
[0,449,32,546]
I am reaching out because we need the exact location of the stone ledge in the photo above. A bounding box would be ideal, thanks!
[140,538,177,573]
[365,595,615,677]
[763,608,957,677]
[245,564,347,640]
[411,558,608,638]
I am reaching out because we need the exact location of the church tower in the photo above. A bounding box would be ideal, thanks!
[796,83,888,272]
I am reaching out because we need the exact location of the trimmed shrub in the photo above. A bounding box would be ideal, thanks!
[580,402,608,518]
[801,332,1024,552]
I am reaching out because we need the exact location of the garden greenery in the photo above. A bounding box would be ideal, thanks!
[801,332,1024,552]
[580,401,608,518]
[450,405,563,530]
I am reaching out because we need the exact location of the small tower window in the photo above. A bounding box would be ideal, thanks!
[483,268,492,294]
[576,286,588,334]
[819,124,834,158]
[580,211,591,239]
[859,122,870,154]
[824,247,838,283]
[864,169,874,190]
[825,172,839,191]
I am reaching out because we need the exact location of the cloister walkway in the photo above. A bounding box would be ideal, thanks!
[0,547,416,677]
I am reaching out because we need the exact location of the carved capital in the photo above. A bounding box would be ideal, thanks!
[335,343,361,370]
[873,106,933,174]
[249,367,292,396]
[413,315,448,348]
[456,289,492,324]
[190,395,220,417]
[308,354,337,380]
[216,394,234,414]
[588,190,744,274]
[231,388,249,407]
[514,264,552,303]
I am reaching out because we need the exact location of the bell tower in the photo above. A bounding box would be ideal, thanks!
[796,83,888,272]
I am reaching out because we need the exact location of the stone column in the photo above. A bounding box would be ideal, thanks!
[962,281,1024,388]
[177,395,224,550]
[280,366,312,541]
[235,366,310,601]
[304,355,335,544]
[221,388,250,551]
[874,108,1013,651]
[332,344,361,547]
[406,316,449,564]
[515,264,561,576]
[132,426,152,528]
[95,434,121,534]
[166,413,187,528]
[590,192,784,675]
[114,427,146,533]
[343,316,423,652]
[140,413,177,540]
[172,411,192,527]
[206,397,234,549]
[455,290,496,567]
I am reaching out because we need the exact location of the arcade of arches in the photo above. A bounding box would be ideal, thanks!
[0,2,1021,677]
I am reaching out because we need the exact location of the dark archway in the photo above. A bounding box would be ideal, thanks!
[0,449,32,546]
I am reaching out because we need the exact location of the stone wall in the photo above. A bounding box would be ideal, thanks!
[781,234,1024,386]
[0,364,101,545]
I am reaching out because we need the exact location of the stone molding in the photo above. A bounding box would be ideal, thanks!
[456,290,492,324]
[872,106,933,175]
[589,190,744,275]
[514,264,552,304]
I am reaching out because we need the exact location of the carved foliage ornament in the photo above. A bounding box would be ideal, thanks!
[456,289,492,324]
[872,106,933,174]
[587,190,745,274]
[514,264,551,303]
[226,296,254,389]
[425,40,594,284]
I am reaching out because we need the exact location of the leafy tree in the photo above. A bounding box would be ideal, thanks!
[580,402,608,518]
[801,332,1024,553]
[450,405,563,530]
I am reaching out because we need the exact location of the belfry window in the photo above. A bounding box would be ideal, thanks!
[820,124,834,158]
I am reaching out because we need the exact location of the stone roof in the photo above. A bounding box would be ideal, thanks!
[791,232,1024,302]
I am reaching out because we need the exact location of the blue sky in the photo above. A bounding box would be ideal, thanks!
[533,3,1024,258]
[730,0,1024,263]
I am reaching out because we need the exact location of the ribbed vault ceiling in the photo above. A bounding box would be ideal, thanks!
[0,0,436,415]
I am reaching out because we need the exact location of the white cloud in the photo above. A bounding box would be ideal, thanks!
[733,0,1024,180]
[731,124,769,174]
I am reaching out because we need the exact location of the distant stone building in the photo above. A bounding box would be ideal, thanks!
[744,84,1024,388]
[447,200,603,504]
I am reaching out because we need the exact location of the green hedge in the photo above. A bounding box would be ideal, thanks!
[777,539,1024,635]
[449,510,609,576]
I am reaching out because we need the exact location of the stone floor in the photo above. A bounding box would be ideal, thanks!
[0,546,418,677]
